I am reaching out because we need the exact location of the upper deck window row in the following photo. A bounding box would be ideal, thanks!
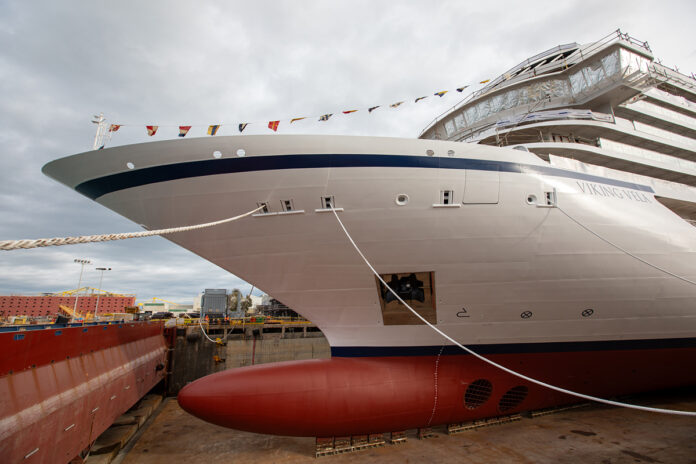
[442,49,652,138]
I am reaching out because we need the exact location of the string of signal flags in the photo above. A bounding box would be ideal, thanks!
[105,79,491,138]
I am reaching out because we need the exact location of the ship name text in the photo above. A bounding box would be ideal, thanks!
[576,181,651,203]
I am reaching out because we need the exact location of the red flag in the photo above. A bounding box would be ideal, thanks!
[109,124,121,132]
[268,121,279,132]
[342,110,358,114]
[179,126,192,137]
[146,125,158,136]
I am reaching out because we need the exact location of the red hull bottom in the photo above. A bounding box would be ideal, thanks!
[177,348,696,437]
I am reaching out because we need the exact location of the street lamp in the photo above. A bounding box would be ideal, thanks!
[95,267,112,318]
[73,259,92,313]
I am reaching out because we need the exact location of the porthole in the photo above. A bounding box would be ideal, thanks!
[213,151,222,159]
[520,311,533,319]
[126,162,135,170]
[526,194,537,205]
[447,150,455,157]
[498,385,528,413]
[426,149,435,156]
[464,379,493,409]
[395,194,409,206]
[581,308,594,317]
[237,148,246,157]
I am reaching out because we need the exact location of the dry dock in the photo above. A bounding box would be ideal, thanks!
[117,389,696,464]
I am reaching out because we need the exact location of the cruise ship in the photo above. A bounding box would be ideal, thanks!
[43,30,696,437]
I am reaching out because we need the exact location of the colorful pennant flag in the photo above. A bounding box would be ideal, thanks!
[108,81,491,139]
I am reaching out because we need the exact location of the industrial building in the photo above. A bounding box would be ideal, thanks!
[0,291,136,318]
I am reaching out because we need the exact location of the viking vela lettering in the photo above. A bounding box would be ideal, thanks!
[576,181,651,203]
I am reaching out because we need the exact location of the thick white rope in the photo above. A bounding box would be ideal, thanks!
[0,206,264,251]
[556,205,696,287]
[330,206,696,416]
[199,318,219,344]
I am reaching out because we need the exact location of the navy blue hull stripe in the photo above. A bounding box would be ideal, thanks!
[75,154,653,200]
[330,337,696,357]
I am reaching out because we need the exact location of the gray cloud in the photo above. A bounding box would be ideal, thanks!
[1,0,695,303]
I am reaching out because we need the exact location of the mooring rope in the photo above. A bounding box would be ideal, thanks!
[0,205,264,251]
[199,317,219,344]
[330,206,696,416]
[556,205,696,287]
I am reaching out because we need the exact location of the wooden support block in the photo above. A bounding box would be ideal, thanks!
[389,430,407,444]
[418,427,435,439]
[351,434,368,447]
[333,436,351,451]
[91,424,138,455]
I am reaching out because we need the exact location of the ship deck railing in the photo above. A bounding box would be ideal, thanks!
[420,29,653,138]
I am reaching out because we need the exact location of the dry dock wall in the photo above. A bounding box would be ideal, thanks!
[167,324,330,395]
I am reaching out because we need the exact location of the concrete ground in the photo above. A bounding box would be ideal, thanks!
[120,390,696,464]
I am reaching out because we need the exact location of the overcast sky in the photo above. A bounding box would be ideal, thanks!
[1,0,695,304]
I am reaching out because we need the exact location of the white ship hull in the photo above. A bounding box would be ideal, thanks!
[43,135,696,352]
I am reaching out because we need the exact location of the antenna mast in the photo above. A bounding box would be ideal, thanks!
[91,113,107,150]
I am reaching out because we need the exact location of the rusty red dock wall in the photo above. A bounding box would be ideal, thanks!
[0,321,167,463]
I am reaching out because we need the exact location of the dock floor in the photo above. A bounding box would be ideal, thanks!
[119,389,696,463]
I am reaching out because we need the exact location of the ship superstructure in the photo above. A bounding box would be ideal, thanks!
[43,31,696,437]
[421,30,696,222]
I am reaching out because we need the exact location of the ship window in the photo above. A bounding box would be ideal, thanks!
[257,202,269,214]
[377,271,437,325]
[551,133,570,143]
[322,196,335,209]
[440,190,453,205]
[281,199,294,212]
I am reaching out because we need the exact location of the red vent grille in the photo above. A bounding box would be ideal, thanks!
[498,386,528,413]
[464,379,493,409]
